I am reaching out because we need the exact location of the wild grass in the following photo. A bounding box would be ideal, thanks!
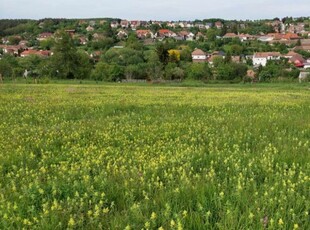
[0,84,309,229]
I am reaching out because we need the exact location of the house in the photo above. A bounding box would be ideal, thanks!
[130,20,141,30]
[111,21,120,29]
[79,37,88,45]
[117,30,128,39]
[215,21,223,29]
[284,51,305,68]
[158,29,176,38]
[65,29,75,36]
[192,48,208,62]
[0,45,24,56]
[167,21,177,28]
[238,33,253,42]
[120,20,129,28]
[178,22,186,28]
[223,33,238,39]
[37,32,53,41]
[252,52,281,67]
[20,49,51,57]
[208,51,225,65]
[187,32,195,41]
[195,23,206,29]
[86,26,94,32]
[136,30,153,39]
[205,23,212,29]
[287,23,305,34]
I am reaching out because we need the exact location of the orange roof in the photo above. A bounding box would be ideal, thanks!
[223,33,237,38]
[254,52,281,58]
[159,29,171,33]
[267,33,300,40]
[192,48,206,55]
[136,30,151,34]
[21,49,50,56]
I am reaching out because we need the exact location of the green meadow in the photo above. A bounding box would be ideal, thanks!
[0,84,309,229]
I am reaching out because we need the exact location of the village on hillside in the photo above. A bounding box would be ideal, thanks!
[1,17,310,82]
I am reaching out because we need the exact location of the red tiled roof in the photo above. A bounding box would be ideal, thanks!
[21,50,51,57]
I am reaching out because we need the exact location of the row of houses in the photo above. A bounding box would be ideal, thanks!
[0,45,51,57]
[110,20,222,30]
[191,48,310,69]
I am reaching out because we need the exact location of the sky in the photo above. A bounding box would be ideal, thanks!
[1,0,310,21]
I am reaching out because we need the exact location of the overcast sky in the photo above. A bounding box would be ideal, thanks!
[1,0,310,20]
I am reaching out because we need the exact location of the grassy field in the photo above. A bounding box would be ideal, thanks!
[0,83,309,229]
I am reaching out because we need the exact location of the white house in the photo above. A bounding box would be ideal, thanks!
[252,52,281,67]
[192,48,207,62]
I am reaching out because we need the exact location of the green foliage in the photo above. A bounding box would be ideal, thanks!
[180,47,192,62]
[0,55,19,78]
[39,38,54,50]
[92,61,124,81]
[0,85,309,229]
[102,48,144,66]
[216,62,248,80]
[91,38,114,50]
[187,63,212,80]
[8,36,21,45]
[164,63,184,80]
[126,33,143,50]
[258,60,300,82]
[124,64,148,80]
[51,30,92,79]
[155,42,169,66]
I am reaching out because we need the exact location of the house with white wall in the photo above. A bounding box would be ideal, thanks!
[252,52,281,66]
[192,48,208,62]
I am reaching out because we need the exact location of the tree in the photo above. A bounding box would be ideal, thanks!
[187,63,212,80]
[91,61,110,81]
[168,49,180,63]
[180,47,192,62]
[102,22,114,38]
[164,63,184,80]
[126,33,143,50]
[8,36,21,45]
[51,30,91,79]
[156,42,169,66]
[0,54,19,79]
[124,63,148,80]
[40,38,54,50]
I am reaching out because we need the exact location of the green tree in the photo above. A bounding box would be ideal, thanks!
[51,30,91,79]
[40,38,54,50]
[155,42,169,66]
[187,63,212,80]
[126,33,143,50]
